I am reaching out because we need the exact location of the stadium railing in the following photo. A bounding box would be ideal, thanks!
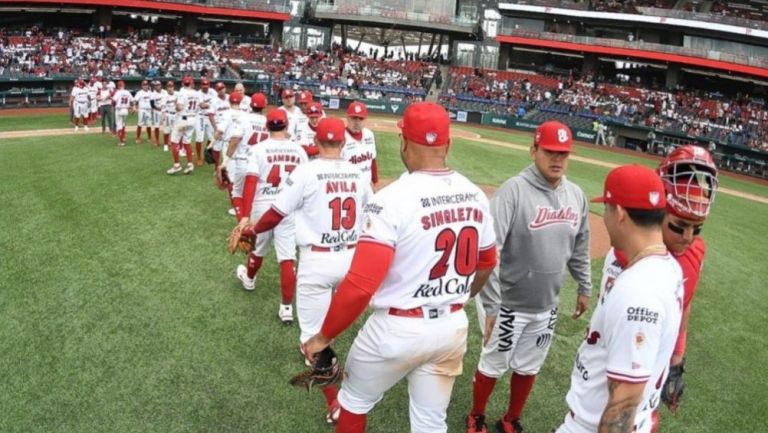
[499,0,589,10]
[498,28,768,69]
[637,7,768,30]
[312,3,477,30]
[149,0,290,13]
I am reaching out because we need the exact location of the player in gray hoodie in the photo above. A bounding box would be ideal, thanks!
[466,121,592,433]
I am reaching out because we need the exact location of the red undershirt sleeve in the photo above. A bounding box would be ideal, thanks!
[477,246,497,270]
[319,240,395,340]
[370,158,379,184]
[240,175,258,219]
[302,145,320,156]
[253,207,285,234]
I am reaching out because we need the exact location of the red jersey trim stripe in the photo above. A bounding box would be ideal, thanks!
[358,236,396,251]
[606,371,651,383]
[480,243,496,251]
[271,205,287,217]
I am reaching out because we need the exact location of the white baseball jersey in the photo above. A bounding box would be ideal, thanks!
[198,88,217,116]
[245,137,308,205]
[113,89,134,109]
[246,112,269,144]
[360,170,495,310]
[176,87,200,117]
[134,89,153,111]
[279,105,305,139]
[213,95,230,123]
[163,91,178,114]
[273,158,372,248]
[295,122,317,148]
[565,253,683,431]
[88,85,98,105]
[71,86,89,104]
[152,90,167,110]
[97,88,113,106]
[342,128,377,184]
[239,98,252,113]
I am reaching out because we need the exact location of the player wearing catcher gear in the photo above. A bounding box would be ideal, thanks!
[134,80,153,144]
[304,102,498,433]
[343,102,379,187]
[555,165,683,433]
[112,81,134,146]
[246,117,372,424]
[150,80,166,147]
[195,78,217,166]
[235,109,308,325]
[167,76,199,175]
[598,145,719,431]
[467,121,591,433]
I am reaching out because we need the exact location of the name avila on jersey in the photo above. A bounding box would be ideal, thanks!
[320,230,358,245]
[412,274,473,299]
[421,206,485,230]
[528,205,579,230]
[348,152,374,164]
[326,180,358,194]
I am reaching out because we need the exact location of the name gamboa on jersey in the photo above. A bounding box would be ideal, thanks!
[272,158,372,247]
[361,170,495,310]
[566,254,683,430]
[246,138,308,204]
[342,128,376,184]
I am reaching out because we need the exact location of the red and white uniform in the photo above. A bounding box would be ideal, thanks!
[279,105,305,140]
[243,137,308,262]
[151,89,167,127]
[272,158,372,343]
[134,89,153,127]
[239,98,252,113]
[112,89,134,132]
[71,86,90,118]
[161,91,178,134]
[336,170,495,431]
[556,253,684,433]
[196,88,217,142]
[211,95,230,152]
[222,109,251,197]
[173,87,200,144]
[342,128,378,185]
[295,122,317,150]
[88,83,99,116]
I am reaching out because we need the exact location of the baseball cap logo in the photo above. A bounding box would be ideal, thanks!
[606,191,612,199]
[535,132,541,143]
[426,132,438,144]
[557,128,569,143]
[649,192,660,206]
[327,132,334,140]
[354,105,362,113]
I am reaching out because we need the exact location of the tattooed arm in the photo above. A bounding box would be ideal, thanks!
[597,379,645,433]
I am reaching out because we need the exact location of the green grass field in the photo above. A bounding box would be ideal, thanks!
[1,115,767,433]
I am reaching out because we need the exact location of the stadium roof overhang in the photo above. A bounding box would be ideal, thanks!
[311,13,478,36]
[496,34,768,80]
[0,0,291,21]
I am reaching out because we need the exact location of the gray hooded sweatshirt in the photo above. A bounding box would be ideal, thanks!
[479,164,592,316]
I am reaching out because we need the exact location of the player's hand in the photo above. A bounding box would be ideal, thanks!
[303,333,332,364]
[671,354,684,367]
[483,315,497,347]
[572,294,590,319]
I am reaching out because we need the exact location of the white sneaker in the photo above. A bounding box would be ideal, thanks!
[163,145,169,152]
[227,208,236,216]
[166,164,182,175]
[236,264,255,291]
[74,126,79,132]
[183,163,194,174]
[180,148,187,157]
[84,125,89,132]
[278,303,293,325]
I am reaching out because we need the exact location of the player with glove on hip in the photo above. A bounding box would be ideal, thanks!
[246,116,372,424]
[303,102,498,433]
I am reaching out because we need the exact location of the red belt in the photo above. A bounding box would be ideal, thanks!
[388,304,463,318]
[310,244,356,252]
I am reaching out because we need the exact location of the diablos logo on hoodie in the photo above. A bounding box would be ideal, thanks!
[528,205,579,230]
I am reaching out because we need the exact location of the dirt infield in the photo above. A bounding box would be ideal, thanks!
[1,107,69,116]
[377,178,611,259]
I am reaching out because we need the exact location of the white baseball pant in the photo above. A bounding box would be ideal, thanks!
[249,203,296,262]
[171,115,195,144]
[152,110,162,128]
[338,308,468,433]
[295,246,354,343]
[115,108,129,131]
[90,100,98,115]
[74,102,89,118]
[137,109,152,127]
[554,411,596,433]
[196,115,215,142]
[162,112,176,135]
[475,300,558,377]
[225,157,248,198]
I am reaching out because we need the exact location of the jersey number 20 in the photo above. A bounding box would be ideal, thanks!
[429,227,479,280]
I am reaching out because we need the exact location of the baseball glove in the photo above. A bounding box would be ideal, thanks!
[289,346,343,392]
[227,223,253,255]
[661,359,685,414]
[203,147,216,165]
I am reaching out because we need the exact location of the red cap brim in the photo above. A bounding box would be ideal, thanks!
[591,196,608,203]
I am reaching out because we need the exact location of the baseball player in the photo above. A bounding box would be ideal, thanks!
[342,102,379,187]
[195,78,217,165]
[598,145,719,431]
[295,102,324,158]
[245,116,372,423]
[298,89,313,111]
[134,80,153,144]
[215,92,250,216]
[279,88,305,140]
[167,76,199,175]
[234,83,252,113]
[303,102,498,433]
[112,81,134,146]
[555,164,683,433]
[235,109,308,325]
[97,81,115,135]
[70,79,90,132]
[88,77,99,125]
[150,80,166,147]
[210,82,230,165]
[466,121,592,433]
[161,80,178,152]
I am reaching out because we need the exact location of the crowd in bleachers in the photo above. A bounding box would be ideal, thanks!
[440,67,768,152]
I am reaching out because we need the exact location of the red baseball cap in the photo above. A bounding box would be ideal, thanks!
[298,90,312,104]
[306,102,324,118]
[229,92,243,104]
[397,102,450,147]
[535,121,573,152]
[315,118,346,143]
[267,109,288,126]
[592,164,667,210]
[347,101,368,118]
[201,78,210,87]
[250,93,267,109]
[281,89,295,98]
[182,76,193,86]
[215,82,226,91]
